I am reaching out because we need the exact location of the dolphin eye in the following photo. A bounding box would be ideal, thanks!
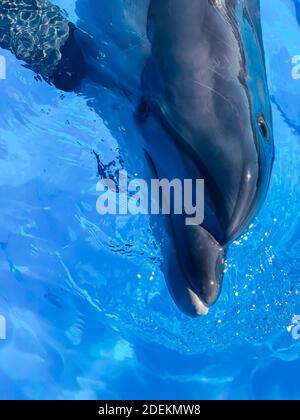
[257,115,269,140]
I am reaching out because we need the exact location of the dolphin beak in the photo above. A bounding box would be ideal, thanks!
[166,225,226,317]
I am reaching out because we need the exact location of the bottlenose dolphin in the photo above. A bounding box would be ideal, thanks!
[137,0,274,316]
[0,0,274,317]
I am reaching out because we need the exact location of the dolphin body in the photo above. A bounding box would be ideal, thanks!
[0,0,274,317]
[137,0,274,316]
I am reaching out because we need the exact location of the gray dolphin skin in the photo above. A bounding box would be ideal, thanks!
[138,0,274,316]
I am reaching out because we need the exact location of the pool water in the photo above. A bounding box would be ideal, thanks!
[0,0,300,400]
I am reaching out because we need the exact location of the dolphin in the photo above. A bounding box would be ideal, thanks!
[137,0,274,316]
[0,0,274,317]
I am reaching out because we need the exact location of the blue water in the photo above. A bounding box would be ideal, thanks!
[0,0,300,400]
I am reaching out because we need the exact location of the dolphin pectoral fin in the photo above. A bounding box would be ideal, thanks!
[0,1,87,92]
[52,23,87,92]
[0,0,127,94]
[167,225,226,317]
